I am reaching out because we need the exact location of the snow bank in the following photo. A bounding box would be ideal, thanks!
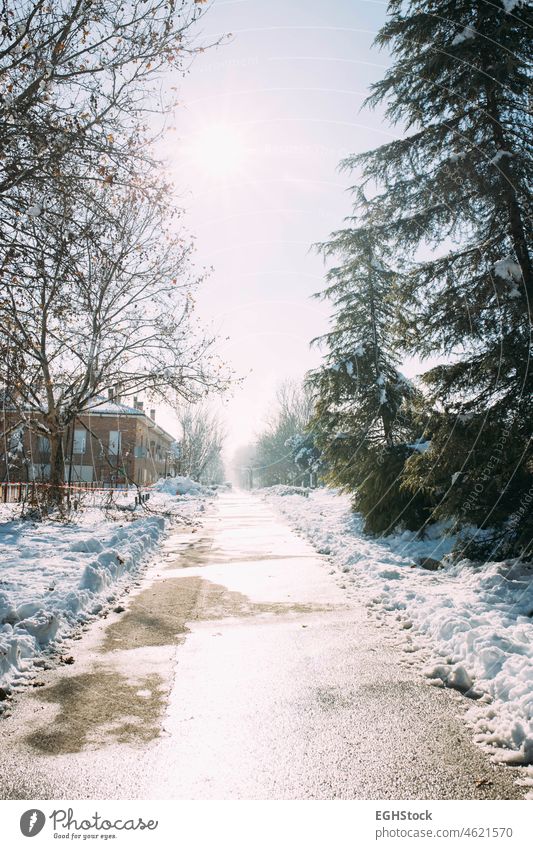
[261,485,310,498]
[152,475,210,497]
[0,510,166,696]
[263,487,533,768]
[0,480,212,698]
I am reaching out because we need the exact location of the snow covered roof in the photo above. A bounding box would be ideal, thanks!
[83,397,144,416]
[0,393,144,417]
[81,397,178,444]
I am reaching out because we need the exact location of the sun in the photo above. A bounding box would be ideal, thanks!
[185,123,248,180]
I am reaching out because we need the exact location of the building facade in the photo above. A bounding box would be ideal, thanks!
[0,397,179,486]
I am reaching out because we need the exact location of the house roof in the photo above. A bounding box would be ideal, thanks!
[84,397,143,416]
[81,396,178,445]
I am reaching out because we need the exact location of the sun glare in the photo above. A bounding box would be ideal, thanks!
[186,123,248,180]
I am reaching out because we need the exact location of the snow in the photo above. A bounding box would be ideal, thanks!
[84,396,143,416]
[264,484,309,498]
[152,475,211,497]
[0,477,211,698]
[396,372,413,388]
[494,257,522,299]
[503,0,522,11]
[494,256,522,283]
[490,150,512,165]
[331,359,357,376]
[26,203,42,218]
[262,487,533,770]
[452,25,477,46]
[408,438,431,453]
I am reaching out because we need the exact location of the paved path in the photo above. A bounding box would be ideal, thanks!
[0,493,524,799]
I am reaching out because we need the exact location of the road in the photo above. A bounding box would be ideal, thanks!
[0,492,524,799]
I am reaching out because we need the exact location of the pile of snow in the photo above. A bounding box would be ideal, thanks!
[0,509,165,697]
[261,485,310,498]
[152,475,210,498]
[0,480,213,698]
[263,487,533,768]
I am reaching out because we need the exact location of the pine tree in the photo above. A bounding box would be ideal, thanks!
[308,234,428,533]
[336,0,533,554]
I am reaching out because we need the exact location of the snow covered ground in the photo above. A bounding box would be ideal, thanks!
[262,486,533,787]
[0,477,213,703]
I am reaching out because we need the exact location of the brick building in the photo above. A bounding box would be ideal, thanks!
[0,396,180,486]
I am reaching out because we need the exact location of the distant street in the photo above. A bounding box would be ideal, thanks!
[0,493,523,800]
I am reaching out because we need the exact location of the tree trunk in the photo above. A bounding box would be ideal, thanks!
[484,81,533,311]
[48,426,65,508]
[366,251,394,449]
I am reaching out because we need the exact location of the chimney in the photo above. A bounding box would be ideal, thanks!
[133,397,143,411]
[108,388,114,401]
[150,408,155,421]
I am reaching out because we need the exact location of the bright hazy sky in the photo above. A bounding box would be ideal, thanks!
[159,0,396,455]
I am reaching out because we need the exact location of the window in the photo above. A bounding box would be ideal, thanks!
[109,430,121,455]
[9,427,24,452]
[66,464,94,483]
[72,429,86,454]
[37,435,50,454]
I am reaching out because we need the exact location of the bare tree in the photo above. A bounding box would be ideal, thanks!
[0,1,232,505]
[253,379,316,487]
[0,1,209,200]
[0,181,231,502]
[0,0,216,324]
[177,403,226,484]
[271,379,314,432]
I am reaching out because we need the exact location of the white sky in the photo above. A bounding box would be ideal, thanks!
[156,0,398,456]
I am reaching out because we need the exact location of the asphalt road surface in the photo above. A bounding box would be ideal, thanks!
[0,492,524,799]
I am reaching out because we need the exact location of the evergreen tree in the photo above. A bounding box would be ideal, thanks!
[308,234,428,533]
[286,431,323,484]
[336,0,533,553]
